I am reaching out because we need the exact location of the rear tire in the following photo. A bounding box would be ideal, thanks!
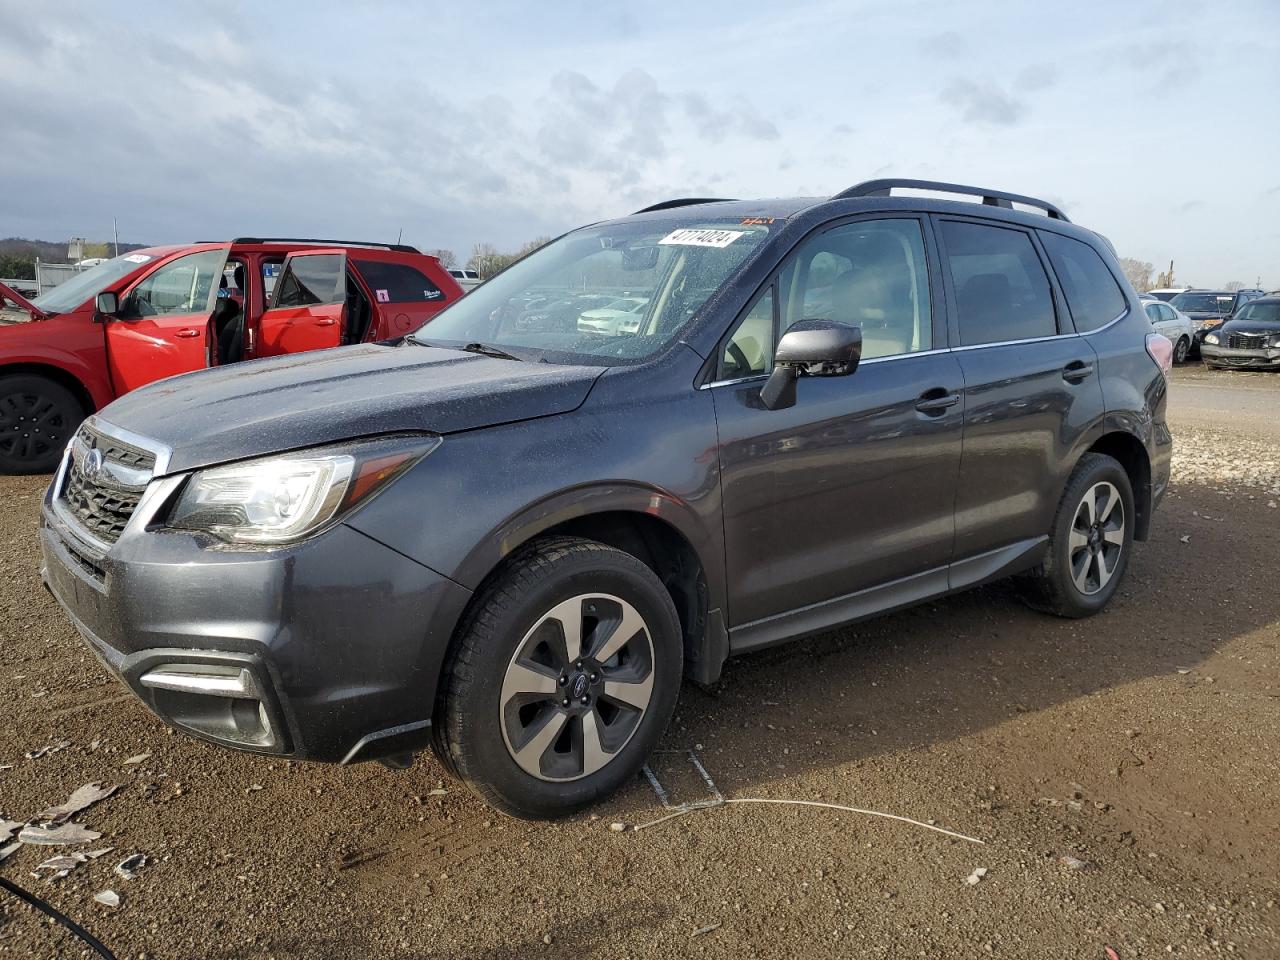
[1173,336,1190,364]
[0,374,84,474]
[1017,453,1135,618]
[433,536,682,819]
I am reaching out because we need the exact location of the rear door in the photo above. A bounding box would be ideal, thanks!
[935,217,1105,566]
[350,255,454,338]
[1144,301,1178,340]
[106,247,229,392]
[258,250,346,357]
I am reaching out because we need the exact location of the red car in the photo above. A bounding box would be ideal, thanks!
[0,238,462,473]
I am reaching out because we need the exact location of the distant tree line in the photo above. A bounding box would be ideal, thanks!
[423,238,555,279]
[1117,257,1254,293]
[0,237,146,280]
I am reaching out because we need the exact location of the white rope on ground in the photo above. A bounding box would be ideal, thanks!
[629,796,986,845]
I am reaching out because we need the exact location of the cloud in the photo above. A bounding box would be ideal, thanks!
[921,31,965,59]
[939,78,1026,126]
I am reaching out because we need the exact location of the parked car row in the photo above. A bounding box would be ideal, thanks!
[1140,287,1271,369]
[0,239,463,473]
[37,179,1173,818]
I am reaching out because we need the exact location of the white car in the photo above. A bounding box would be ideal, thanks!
[448,268,482,291]
[1144,286,1190,303]
[1142,297,1194,364]
[577,296,650,336]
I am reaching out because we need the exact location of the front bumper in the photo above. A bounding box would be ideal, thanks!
[1200,343,1280,369]
[40,478,471,764]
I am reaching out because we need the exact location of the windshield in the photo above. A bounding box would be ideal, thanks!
[409,218,776,364]
[30,251,159,314]
[1170,292,1233,313]
[1235,302,1280,324]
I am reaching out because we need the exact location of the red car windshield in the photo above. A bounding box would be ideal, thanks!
[30,251,159,315]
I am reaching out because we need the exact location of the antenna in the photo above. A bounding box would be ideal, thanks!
[396,227,403,245]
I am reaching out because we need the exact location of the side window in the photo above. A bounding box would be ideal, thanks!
[1144,303,1162,324]
[1159,304,1177,322]
[778,218,933,360]
[261,259,284,310]
[1039,231,1127,332]
[940,221,1056,346]
[353,260,445,303]
[124,250,225,317]
[718,286,775,379]
[273,255,344,308]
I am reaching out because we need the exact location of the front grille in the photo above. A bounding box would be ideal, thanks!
[79,424,156,471]
[58,424,155,545]
[1227,333,1267,350]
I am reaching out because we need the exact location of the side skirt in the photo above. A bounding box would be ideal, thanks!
[727,536,1048,656]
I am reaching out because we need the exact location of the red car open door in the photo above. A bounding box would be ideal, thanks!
[106,247,229,392]
[258,250,347,357]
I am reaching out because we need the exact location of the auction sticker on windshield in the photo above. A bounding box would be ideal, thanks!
[659,228,745,248]
[124,254,151,264]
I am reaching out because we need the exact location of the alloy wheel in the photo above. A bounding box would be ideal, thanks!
[499,593,655,782]
[1068,481,1125,596]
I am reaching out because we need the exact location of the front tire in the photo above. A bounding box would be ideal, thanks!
[1017,453,1135,618]
[0,374,84,474]
[433,537,682,819]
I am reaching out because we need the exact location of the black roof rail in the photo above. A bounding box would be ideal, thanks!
[223,237,421,254]
[631,198,736,215]
[832,179,1070,222]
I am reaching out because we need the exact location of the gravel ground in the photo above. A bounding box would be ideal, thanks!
[1,364,1278,959]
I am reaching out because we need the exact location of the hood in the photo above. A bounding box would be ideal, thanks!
[96,340,606,475]
[1220,318,1280,336]
[0,281,45,320]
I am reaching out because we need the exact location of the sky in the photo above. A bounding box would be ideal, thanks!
[1,0,1278,287]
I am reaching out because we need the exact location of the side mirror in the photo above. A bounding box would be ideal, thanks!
[95,292,119,316]
[760,319,862,411]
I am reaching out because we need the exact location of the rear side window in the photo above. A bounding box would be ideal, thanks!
[274,255,344,307]
[1040,232,1127,332]
[939,221,1056,346]
[354,260,445,303]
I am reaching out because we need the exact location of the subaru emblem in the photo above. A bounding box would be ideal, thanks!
[83,446,106,481]
[572,674,589,699]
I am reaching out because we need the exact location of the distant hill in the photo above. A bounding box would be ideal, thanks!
[0,237,151,280]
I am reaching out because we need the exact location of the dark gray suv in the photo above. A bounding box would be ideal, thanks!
[39,180,1173,818]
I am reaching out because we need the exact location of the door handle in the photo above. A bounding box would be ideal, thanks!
[315,318,337,327]
[915,389,960,414]
[174,328,200,339]
[1062,360,1095,383]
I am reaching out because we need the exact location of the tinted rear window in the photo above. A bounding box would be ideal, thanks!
[1040,232,1127,332]
[354,260,445,303]
[940,221,1057,346]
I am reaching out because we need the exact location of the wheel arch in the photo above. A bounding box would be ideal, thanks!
[451,485,728,686]
[0,361,98,416]
[1083,429,1153,540]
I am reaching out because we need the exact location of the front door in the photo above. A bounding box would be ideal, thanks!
[712,217,964,632]
[106,247,229,392]
[258,251,347,357]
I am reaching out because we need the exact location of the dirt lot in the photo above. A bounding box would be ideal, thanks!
[1,365,1278,960]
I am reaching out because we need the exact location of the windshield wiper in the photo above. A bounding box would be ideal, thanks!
[459,342,523,361]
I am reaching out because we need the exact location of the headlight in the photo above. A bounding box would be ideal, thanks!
[1204,332,1220,345]
[168,435,439,544]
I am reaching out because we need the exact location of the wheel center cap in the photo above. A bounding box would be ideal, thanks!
[571,674,590,699]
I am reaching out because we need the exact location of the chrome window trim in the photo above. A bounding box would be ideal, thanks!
[700,347,950,389]
[699,306,1130,389]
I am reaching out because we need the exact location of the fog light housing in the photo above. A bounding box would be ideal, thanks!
[139,664,281,750]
